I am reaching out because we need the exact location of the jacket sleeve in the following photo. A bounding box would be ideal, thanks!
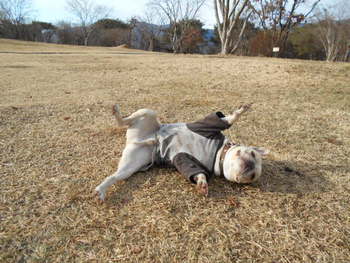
[172,152,211,184]
[186,112,231,139]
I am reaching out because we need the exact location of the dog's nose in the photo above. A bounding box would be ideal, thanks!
[245,160,255,171]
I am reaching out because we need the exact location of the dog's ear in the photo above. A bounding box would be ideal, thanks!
[252,147,269,156]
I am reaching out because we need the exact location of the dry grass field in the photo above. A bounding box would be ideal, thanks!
[0,39,349,262]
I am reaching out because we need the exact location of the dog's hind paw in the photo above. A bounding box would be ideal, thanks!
[95,187,106,202]
[112,104,121,116]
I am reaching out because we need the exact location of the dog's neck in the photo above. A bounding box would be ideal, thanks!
[214,140,237,176]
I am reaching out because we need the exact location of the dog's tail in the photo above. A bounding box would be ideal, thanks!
[112,104,160,129]
[112,104,125,127]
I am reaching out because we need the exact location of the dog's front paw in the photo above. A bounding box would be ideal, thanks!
[236,103,252,115]
[195,174,209,197]
[95,186,106,202]
[196,181,209,197]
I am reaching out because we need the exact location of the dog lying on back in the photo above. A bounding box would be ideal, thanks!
[95,104,269,201]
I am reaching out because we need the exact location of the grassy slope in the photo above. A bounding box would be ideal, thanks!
[0,39,349,262]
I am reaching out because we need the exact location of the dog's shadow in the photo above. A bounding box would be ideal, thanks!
[105,159,341,206]
[105,167,169,207]
[210,159,339,199]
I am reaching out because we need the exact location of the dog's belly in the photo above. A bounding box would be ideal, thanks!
[155,123,222,172]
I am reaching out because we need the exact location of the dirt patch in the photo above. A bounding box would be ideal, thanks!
[1,65,33,69]
[116,44,130,48]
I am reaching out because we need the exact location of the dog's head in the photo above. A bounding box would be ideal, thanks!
[223,146,269,184]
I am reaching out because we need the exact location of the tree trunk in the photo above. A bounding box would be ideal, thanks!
[149,38,154,51]
[344,48,350,62]
[220,41,229,55]
[220,46,227,55]
[214,0,251,55]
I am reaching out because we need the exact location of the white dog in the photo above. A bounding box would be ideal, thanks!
[95,104,269,201]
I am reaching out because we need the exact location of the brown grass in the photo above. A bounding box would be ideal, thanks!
[0,38,349,262]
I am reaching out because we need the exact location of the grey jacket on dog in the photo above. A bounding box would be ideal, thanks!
[155,112,231,183]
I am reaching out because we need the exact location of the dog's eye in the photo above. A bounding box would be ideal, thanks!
[236,150,241,156]
[251,151,256,159]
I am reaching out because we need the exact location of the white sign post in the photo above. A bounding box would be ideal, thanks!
[273,47,280,57]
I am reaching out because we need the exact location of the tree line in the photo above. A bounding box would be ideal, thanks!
[0,0,349,61]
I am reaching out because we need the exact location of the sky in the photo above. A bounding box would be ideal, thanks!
[31,0,337,29]
[32,0,217,28]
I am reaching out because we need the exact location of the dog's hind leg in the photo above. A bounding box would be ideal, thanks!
[95,144,153,201]
[113,104,160,129]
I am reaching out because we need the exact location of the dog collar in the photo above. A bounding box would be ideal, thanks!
[219,142,237,176]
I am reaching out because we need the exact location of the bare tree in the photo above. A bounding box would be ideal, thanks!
[66,0,110,46]
[213,0,253,55]
[147,0,206,53]
[316,10,342,61]
[251,0,321,56]
[128,17,138,48]
[342,22,350,62]
[0,0,33,38]
[136,8,165,51]
[42,28,57,43]
[0,8,5,19]
[56,21,77,45]
[314,0,350,62]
